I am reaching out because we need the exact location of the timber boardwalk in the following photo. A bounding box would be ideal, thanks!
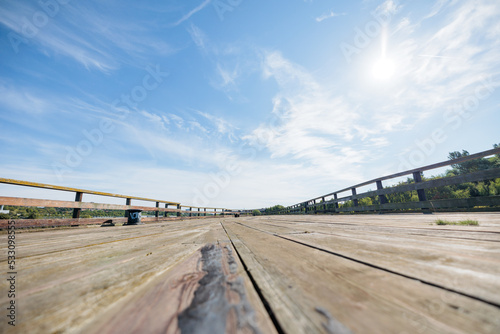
[1,213,499,333]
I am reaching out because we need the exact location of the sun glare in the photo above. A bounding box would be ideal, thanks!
[372,57,395,81]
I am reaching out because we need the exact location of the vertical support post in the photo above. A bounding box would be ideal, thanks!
[322,197,326,212]
[164,204,168,217]
[189,207,192,217]
[73,192,83,219]
[125,198,131,217]
[334,193,339,212]
[351,188,358,207]
[204,208,207,216]
[413,171,431,213]
[413,171,427,201]
[177,204,181,217]
[198,208,200,216]
[376,180,388,204]
[214,209,217,217]
[155,202,160,218]
[313,200,317,214]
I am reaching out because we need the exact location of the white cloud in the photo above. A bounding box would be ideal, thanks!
[423,0,456,20]
[245,51,369,181]
[0,84,51,114]
[172,0,212,26]
[187,23,209,51]
[376,0,401,16]
[0,1,177,72]
[315,11,346,23]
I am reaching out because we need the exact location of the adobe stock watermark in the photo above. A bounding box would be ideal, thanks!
[7,0,72,54]
[398,76,497,171]
[340,6,396,64]
[52,65,168,181]
[192,116,280,207]
[213,0,243,21]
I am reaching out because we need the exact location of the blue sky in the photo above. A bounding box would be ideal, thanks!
[1,0,499,209]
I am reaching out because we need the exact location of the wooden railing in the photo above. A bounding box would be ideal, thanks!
[0,178,236,228]
[274,148,500,215]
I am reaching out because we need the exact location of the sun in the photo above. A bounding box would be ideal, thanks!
[372,57,396,81]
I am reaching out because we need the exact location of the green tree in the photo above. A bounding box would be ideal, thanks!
[252,209,261,216]
[448,150,494,175]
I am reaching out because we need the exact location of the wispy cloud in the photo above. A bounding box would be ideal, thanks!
[388,0,500,111]
[187,23,210,52]
[173,0,212,26]
[0,1,178,72]
[315,11,346,22]
[423,0,454,19]
[245,51,370,181]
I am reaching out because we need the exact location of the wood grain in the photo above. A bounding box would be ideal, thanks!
[1,213,499,333]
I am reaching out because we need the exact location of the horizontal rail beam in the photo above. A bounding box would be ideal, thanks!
[303,147,500,204]
[280,148,500,212]
[306,168,500,208]
[0,196,181,213]
[0,178,180,205]
[335,196,500,212]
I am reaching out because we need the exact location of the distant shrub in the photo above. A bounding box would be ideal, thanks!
[252,209,261,216]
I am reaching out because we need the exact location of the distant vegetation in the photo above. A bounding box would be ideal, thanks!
[263,205,285,215]
[252,209,262,216]
[262,144,500,213]
[0,207,126,220]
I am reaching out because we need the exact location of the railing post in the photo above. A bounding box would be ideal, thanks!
[189,207,192,217]
[204,208,207,216]
[177,204,181,217]
[413,171,431,213]
[198,207,200,216]
[351,188,358,207]
[155,202,160,218]
[376,180,388,204]
[214,209,217,217]
[334,194,339,212]
[73,192,83,218]
[125,198,131,217]
[413,171,427,201]
[322,197,326,212]
[164,204,168,218]
[313,200,317,214]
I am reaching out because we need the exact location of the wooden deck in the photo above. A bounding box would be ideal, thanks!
[1,213,500,333]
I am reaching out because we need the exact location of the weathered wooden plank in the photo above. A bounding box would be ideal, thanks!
[223,218,500,333]
[85,242,276,334]
[241,217,500,306]
[0,219,277,334]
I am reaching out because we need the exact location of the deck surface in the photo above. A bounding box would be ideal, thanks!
[1,213,500,333]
